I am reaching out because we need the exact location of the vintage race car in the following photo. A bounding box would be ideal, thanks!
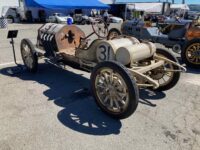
[20,20,185,119]
[108,19,200,68]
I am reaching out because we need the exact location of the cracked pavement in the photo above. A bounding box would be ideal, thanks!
[0,24,199,150]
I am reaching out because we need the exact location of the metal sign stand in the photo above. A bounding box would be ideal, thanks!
[7,30,24,75]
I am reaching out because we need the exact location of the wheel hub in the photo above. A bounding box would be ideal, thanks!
[108,86,117,98]
[151,71,164,80]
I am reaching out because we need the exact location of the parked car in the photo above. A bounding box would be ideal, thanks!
[73,14,91,25]
[47,13,73,24]
[109,16,123,23]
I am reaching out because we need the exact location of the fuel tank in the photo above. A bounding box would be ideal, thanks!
[116,42,156,65]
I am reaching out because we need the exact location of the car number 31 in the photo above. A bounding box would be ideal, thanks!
[97,45,114,62]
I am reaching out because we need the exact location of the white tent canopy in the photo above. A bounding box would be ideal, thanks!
[127,3,163,13]
[170,4,190,10]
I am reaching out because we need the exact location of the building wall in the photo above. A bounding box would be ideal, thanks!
[0,0,19,16]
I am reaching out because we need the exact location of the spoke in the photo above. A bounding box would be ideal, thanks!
[191,45,197,50]
[113,99,120,109]
[99,75,106,83]
[24,45,29,52]
[102,72,110,84]
[22,44,26,50]
[96,83,106,89]
[115,94,126,105]
[112,78,118,87]
[158,79,161,85]
[109,71,114,84]
[195,57,200,63]
[99,91,106,96]
[162,77,166,83]
[117,92,127,99]
[109,98,114,108]
[189,49,195,52]
[103,95,109,103]
[165,72,172,77]
[24,54,29,58]
[22,50,28,58]
[116,82,124,91]
[121,100,126,105]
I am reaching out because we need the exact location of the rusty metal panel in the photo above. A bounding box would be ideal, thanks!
[37,23,86,56]
[55,25,85,52]
[186,26,200,41]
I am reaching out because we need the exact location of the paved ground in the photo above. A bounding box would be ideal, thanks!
[0,24,200,150]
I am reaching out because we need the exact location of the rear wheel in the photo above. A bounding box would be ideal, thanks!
[150,49,181,91]
[91,61,139,119]
[181,39,200,69]
[21,39,38,73]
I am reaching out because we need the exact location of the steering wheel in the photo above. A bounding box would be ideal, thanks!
[91,18,108,38]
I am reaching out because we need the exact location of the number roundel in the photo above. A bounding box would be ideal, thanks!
[96,42,115,62]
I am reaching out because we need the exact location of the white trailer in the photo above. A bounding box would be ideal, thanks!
[0,0,26,22]
[0,0,19,16]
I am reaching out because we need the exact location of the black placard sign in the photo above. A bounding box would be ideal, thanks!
[7,30,18,39]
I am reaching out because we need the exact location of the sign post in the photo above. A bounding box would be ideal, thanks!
[7,30,24,75]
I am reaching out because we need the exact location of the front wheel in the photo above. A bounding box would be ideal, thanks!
[21,39,38,73]
[91,61,139,119]
[181,39,200,69]
[151,49,181,91]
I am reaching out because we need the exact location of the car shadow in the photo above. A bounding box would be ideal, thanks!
[0,63,167,135]
[177,58,200,74]
[186,67,200,74]
[0,63,122,135]
[139,89,166,107]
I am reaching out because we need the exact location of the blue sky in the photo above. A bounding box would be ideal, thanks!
[116,0,200,4]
